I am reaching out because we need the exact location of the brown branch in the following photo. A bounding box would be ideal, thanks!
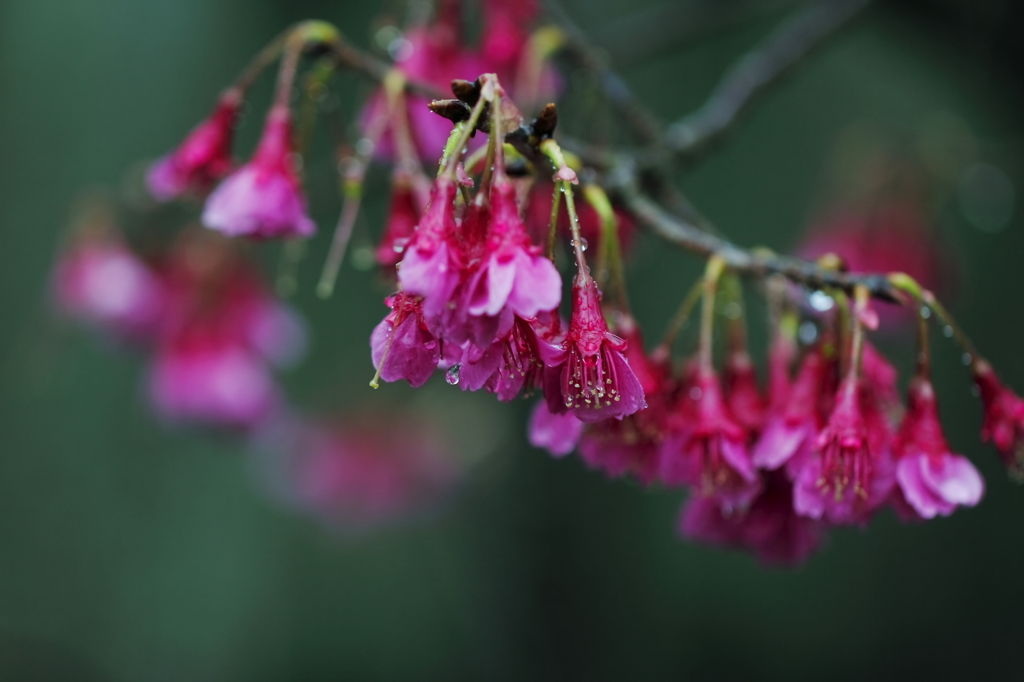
[619,187,897,302]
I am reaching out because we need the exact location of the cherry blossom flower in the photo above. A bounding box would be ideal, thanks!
[679,472,825,566]
[793,377,895,524]
[253,414,463,532]
[543,276,646,422]
[973,360,1024,476]
[660,366,760,510]
[528,400,584,457]
[893,377,984,519]
[52,232,163,342]
[202,104,315,239]
[370,292,441,388]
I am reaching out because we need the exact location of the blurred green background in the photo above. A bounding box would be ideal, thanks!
[2,0,1024,679]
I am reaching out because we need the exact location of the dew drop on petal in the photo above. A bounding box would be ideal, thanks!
[446,363,461,386]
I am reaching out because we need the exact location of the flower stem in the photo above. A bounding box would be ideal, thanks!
[699,255,726,370]
[582,184,629,310]
[539,139,586,274]
[545,182,562,261]
[657,278,704,354]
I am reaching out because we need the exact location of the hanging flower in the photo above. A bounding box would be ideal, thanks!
[893,377,984,519]
[202,104,315,239]
[147,89,241,201]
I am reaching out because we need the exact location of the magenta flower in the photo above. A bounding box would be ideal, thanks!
[577,318,669,484]
[148,337,279,428]
[52,235,163,341]
[752,349,828,473]
[147,89,241,201]
[370,292,442,388]
[465,179,562,320]
[893,377,984,518]
[376,178,426,268]
[660,367,761,510]
[544,276,646,422]
[679,472,824,566]
[793,377,895,524]
[459,312,563,400]
[138,231,305,429]
[973,360,1024,475]
[396,176,461,319]
[723,350,766,435]
[528,400,584,457]
[202,104,315,239]
[253,414,463,533]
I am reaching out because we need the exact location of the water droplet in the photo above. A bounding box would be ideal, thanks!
[943,325,954,338]
[920,306,931,319]
[798,321,819,345]
[388,37,414,62]
[446,364,461,386]
[808,290,834,312]
[580,238,588,251]
[392,237,410,253]
[689,386,703,401]
[356,138,377,158]
[962,353,973,366]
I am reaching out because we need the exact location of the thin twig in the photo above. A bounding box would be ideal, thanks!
[651,0,871,165]
[621,188,896,301]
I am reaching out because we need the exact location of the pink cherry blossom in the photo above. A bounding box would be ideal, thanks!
[544,277,646,423]
[528,400,584,457]
[254,414,462,532]
[660,367,760,510]
[793,377,895,525]
[147,88,241,201]
[370,292,442,388]
[679,472,825,566]
[973,360,1024,476]
[202,104,315,239]
[894,377,984,518]
[52,234,163,341]
[752,349,828,473]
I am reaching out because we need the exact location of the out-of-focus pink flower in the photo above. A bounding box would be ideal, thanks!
[202,104,315,239]
[360,6,485,161]
[793,377,895,524]
[798,203,951,328]
[52,232,163,341]
[529,400,584,457]
[525,182,637,257]
[893,377,984,519]
[147,89,241,201]
[543,276,646,423]
[973,360,1024,476]
[146,232,303,429]
[375,176,426,268]
[148,334,279,428]
[254,414,463,533]
[370,292,441,388]
[753,349,828,474]
[660,367,760,510]
[723,350,766,435]
[679,472,825,567]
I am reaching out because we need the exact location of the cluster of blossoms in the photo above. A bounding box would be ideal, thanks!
[48,0,1024,558]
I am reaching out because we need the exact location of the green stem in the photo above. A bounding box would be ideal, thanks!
[699,256,726,370]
